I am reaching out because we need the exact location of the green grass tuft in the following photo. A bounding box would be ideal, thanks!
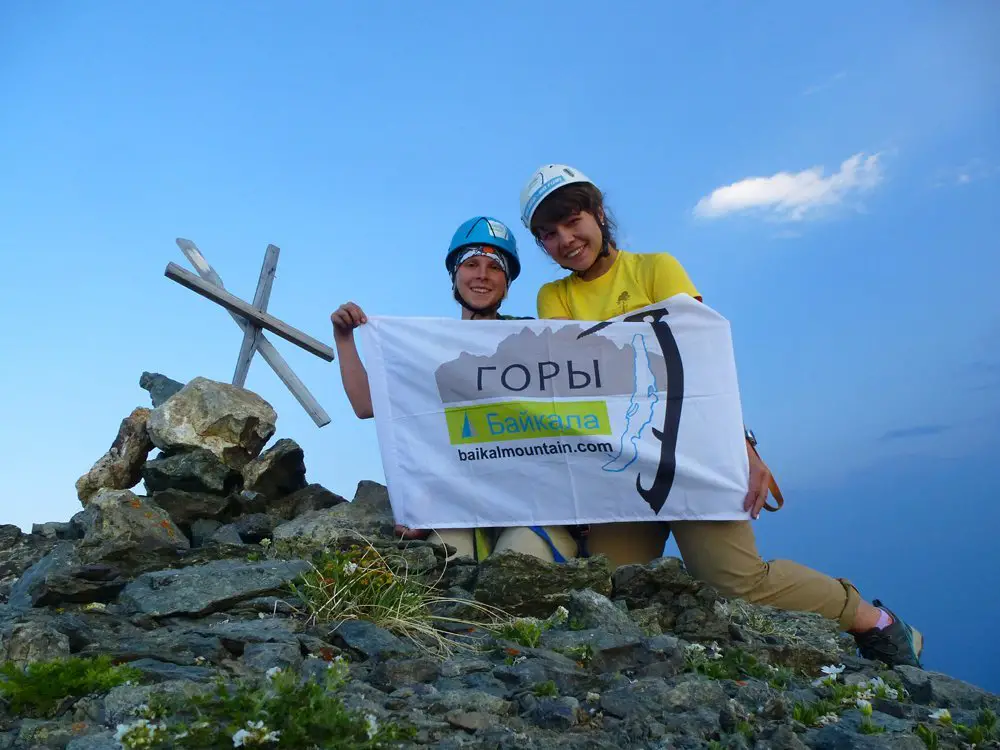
[0,655,141,717]
[287,538,510,655]
[532,680,559,698]
[116,661,413,749]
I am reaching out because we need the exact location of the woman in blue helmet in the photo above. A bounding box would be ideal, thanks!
[331,216,578,563]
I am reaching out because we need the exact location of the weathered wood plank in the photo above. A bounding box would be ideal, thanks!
[176,239,229,292]
[165,261,335,362]
[232,244,280,387]
[173,239,331,427]
[252,332,331,427]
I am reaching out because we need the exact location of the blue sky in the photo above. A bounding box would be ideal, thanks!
[2,2,998,689]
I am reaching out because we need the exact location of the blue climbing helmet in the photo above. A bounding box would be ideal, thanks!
[445,216,521,283]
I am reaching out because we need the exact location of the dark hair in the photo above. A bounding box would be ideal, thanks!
[529,182,618,249]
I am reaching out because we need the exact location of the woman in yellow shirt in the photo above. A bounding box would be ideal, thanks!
[516,163,924,669]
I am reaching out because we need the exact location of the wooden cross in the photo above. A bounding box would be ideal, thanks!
[164,238,334,427]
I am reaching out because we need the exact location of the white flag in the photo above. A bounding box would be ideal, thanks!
[359,294,751,529]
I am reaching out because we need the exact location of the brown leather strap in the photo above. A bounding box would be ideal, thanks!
[748,441,784,512]
[765,473,784,512]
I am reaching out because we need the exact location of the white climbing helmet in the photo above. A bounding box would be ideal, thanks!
[518,164,596,229]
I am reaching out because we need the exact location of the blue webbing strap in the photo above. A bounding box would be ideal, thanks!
[528,526,567,563]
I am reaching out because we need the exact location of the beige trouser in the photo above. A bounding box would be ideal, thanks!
[587,520,862,631]
[429,526,578,564]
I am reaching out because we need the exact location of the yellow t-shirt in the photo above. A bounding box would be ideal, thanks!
[536,249,701,321]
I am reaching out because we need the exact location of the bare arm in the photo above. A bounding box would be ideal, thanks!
[331,302,374,419]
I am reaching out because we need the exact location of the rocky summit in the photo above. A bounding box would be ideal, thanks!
[1,375,996,749]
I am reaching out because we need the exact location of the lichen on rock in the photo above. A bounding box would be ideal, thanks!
[146,377,277,470]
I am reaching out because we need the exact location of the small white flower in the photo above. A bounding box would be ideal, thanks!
[817,713,840,726]
[265,666,282,680]
[685,643,706,654]
[115,718,168,748]
[327,656,349,679]
[811,665,845,687]
[365,713,379,740]
[586,692,600,703]
[546,606,569,628]
[260,538,271,547]
[868,676,899,700]
[929,708,952,724]
[258,612,267,619]
[232,720,280,747]
[856,699,873,716]
[344,561,359,575]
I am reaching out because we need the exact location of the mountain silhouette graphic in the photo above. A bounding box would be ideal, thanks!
[435,324,668,403]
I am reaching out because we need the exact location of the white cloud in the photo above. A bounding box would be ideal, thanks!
[932,158,998,188]
[693,152,883,222]
[802,71,847,96]
[773,229,803,240]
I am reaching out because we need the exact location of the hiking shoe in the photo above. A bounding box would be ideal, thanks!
[853,600,924,668]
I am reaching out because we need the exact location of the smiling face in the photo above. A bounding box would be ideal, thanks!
[534,209,605,273]
[454,253,508,309]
